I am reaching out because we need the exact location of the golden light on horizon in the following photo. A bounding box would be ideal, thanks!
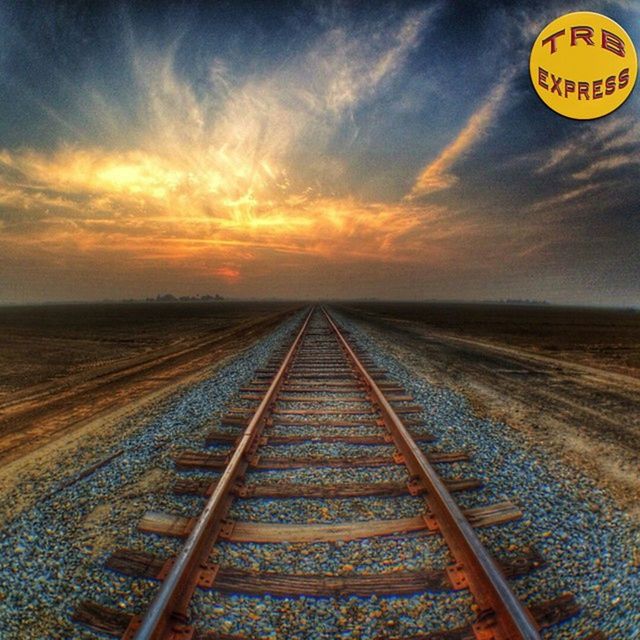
[0,131,450,275]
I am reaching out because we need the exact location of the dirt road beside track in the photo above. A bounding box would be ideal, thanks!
[0,309,293,464]
[340,304,640,519]
[0,302,299,523]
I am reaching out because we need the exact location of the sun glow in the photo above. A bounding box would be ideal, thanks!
[0,9,455,292]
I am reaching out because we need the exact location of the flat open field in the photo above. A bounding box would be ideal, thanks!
[339,302,640,517]
[0,301,299,466]
[341,302,640,376]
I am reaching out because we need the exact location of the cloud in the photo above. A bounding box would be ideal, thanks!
[407,71,513,198]
[0,8,438,285]
[213,266,241,282]
[572,153,640,180]
[528,183,603,212]
[535,115,639,175]
[536,116,640,181]
[116,8,430,203]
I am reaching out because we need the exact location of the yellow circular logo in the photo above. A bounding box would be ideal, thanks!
[530,11,637,119]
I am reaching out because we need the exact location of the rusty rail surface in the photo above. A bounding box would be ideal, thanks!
[322,307,540,640]
[132,310,313,640]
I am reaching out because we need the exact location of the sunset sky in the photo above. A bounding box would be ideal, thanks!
[0,0,638,305]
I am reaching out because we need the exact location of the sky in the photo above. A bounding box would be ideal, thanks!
[0,0,638,305]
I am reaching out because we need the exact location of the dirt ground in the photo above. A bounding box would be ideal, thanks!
[339,302,640,520]
[0,301,299,521]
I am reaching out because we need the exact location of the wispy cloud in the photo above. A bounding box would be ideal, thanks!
[528,183,603,212]
[536,115,639,175]
[406,71,513,199]
[536,116,640,180]
[572,153,640,180]
[0,8,435,285]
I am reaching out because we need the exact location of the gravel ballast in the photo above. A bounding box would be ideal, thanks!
[334,311,640,639]
[0,314,303,639]
[0,308,637,640]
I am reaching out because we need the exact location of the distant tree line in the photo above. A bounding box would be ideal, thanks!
[500,299,549,305]
[145,293,224,302]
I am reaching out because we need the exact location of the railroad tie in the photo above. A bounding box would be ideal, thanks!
[137,502,522,541]
[173,477,482,498]
[102,546,543,596]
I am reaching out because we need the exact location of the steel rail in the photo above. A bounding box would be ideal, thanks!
[133,309,313,640]
[322,307,541,640]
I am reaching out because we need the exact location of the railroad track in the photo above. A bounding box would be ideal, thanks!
[73,307,599,639]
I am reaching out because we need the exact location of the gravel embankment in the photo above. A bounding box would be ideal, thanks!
[336,312,640,640]
[0,314,303,639]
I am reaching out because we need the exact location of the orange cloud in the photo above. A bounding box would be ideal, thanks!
[408,73,512,198]
[214,266,241,282]
[0,140,451,268]
[1,10,475,299]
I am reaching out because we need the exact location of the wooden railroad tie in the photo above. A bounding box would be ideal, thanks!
[72,584,584,640]
[219,416,426,428]
[270,406,423,416]
[137,503,522,541]
[205,431,436,446]
[174,450,469,471]
[173,477,482,498]
[102,546,543,596]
